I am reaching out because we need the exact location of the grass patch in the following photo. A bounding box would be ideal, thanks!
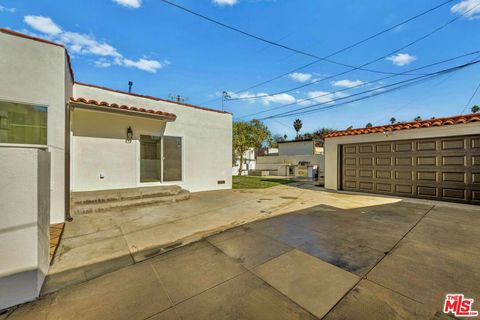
[233,176,295,189]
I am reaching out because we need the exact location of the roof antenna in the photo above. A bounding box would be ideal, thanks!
[128,81,133,94]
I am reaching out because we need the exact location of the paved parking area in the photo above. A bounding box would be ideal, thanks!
[6,197,479,319]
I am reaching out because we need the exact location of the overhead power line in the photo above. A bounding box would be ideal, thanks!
[461,76,480,114]
[159,0,453,82]
[238,50,480,119]
[259,59,480,120]
[229,1,480,101]
[230,0,455,94]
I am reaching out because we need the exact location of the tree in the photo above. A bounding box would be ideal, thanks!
[366,123,373,128]
[346,125,353,130]
[293,119,302,138]
[233,120,271,175]
[390,117,396,124]
[414,116,422,121]
[472,105,480,113]
[269,134,286,148]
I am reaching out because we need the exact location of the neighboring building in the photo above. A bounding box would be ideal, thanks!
[232,148,256,175]
[256,139,324,178]
[0,29,232,309]
[324,114,480,204]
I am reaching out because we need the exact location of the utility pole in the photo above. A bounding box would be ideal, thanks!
[168,94,188,103]
[222,91,231,111]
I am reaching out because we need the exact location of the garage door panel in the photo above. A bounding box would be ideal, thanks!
[471,138,480,149]
[359,158,373,166]
[442,188,466,200]
[376,157,391,166]
[417,171,437,181]
[395,185,413,194]
[376,144,392,153]
[442,156,465,166]
[395,157,412,166]
[395,171,413,180]
[395,142,413,152]
[417,156,437,166]
[442,172,465,183]
[417,186,437,197]
[376,183,392,192]
[442,139,465,150]
[359,145,373,153]
[341,134,480,204]
[417,141,436,151]
[376,170,391,179]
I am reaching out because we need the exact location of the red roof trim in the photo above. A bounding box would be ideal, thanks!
[0,28,75,81]
[75,82,231,115]
[326,113,480,138]
[70,97,177,120]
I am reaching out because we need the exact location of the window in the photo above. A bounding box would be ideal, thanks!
[0,101,47,145]
[140,135,162,182]
[163,136,182,182]
[140,135,182,183]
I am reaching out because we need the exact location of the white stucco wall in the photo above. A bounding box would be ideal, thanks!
[324,122,480,190]
[0,148,50,309]
[0,31,69,223]
[232,148,256,175]
[278,140,315,156]
[72,84,232,192]
[256,154,324,176]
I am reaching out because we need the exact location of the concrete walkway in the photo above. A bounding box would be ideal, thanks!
[5,192,479,319]
[42,182,402,294]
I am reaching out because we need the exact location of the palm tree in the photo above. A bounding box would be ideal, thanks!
[293,119,302,138]
[472,105,480,113]
[414,116,422,121]
[366,123,373,128]
[390,117,396,124]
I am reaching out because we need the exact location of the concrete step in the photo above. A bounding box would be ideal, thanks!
[71,186,190,214]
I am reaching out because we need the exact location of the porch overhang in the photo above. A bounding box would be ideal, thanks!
[70,97,177,122]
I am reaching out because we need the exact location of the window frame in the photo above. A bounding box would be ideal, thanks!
[0,98,48,148]
[138,133,184,186]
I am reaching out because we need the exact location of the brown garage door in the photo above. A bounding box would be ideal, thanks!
[341,135,480,204]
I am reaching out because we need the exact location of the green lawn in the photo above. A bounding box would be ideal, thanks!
[232,176,295,189]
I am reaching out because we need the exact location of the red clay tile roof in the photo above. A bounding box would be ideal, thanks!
[75,82,231,115]
[70,97,177,120]
[0,28,75,81]
[325,113,480,138]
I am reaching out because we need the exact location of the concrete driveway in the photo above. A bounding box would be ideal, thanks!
[6,192,479,319]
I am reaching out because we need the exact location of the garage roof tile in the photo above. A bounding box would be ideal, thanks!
[325,113,480,138]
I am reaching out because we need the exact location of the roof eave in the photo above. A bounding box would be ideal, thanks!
[70,101,176,122]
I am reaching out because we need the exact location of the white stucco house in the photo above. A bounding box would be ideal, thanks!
[256,139,324,178]
[0,29,232,309]
[232,148,256,175]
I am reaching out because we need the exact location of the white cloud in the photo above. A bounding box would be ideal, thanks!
[59,32,122,58]
[331,79,364,88]
[114,57,167,73]
[22,16,167,73]
[24,16,62,35]
[386,53,417,66]
[261,93,296,106]
[451,0,480,19]
[0,5,15,13]
[213,0,239,6]
[94,59,112,68]
[288,72,312,83]
[113,0,142,8]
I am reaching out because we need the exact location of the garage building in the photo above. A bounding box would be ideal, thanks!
[324,114,480,204]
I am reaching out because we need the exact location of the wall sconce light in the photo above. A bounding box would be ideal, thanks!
[126,126,133,143]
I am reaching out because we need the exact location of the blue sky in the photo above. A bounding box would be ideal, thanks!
[1,0,480,137]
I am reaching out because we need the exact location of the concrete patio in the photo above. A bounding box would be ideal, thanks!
[5,190,479,319]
